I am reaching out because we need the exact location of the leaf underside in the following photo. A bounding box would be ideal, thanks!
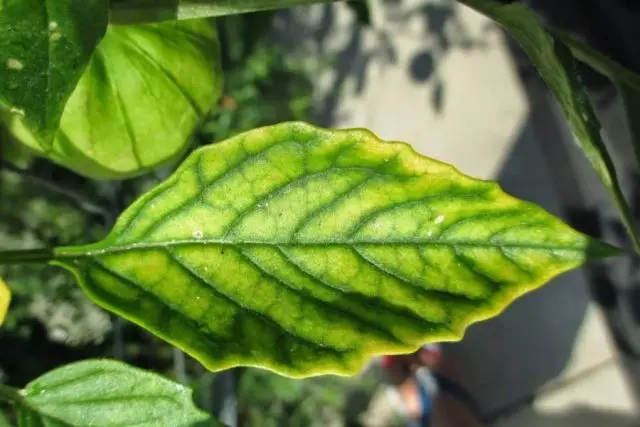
[0,0,108,148]
[6,18,223,180]
[18,360,213,427]
[55,122,617,377]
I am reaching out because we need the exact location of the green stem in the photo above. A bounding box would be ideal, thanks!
[0,384,22,404]
[1,161,109,218]
[109,0,334,24]
[0,248,54,265]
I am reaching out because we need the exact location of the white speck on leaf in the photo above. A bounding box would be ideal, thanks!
[49,21,58,31]
[9,107,25,116]
[434,215,445,224]
[6,58,23,70]
[192,230,204,239]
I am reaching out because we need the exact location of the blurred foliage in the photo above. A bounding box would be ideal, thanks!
[0,169,111,343]
[199,13,313,143]
[0,411,9,427]
[238,370,347,427]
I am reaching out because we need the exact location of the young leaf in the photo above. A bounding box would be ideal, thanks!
[0,278,10,326]
[0,0,108,148]
[5,18,223,180]
[53,122,619,377]
[15,360,216,426]
[109,0,329,24]
[460,0,640,253]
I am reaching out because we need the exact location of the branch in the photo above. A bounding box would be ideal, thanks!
[0,383,23,404]
[109,0,335,24]
[0,160,110,219]
[0,248,54,265]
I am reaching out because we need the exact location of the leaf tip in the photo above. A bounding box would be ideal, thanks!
[585,239,623,260]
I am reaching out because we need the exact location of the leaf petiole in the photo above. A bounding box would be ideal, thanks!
[0,384,22,404]
[0,248,54,266]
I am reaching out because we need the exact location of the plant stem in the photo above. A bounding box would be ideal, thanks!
[0,248,54,265]
[109,0,333,24]
[0,160,109,218]
[0,384,22,404]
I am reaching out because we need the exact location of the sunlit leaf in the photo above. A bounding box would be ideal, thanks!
[0,0,108,148]
[460,0,640,253]
[54,122,619,377]
[6,18,223,180]
[15,359,216,426]
[0,278,10,326]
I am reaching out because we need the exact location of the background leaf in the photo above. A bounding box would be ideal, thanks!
[0,0,108,148]
[346,1,372,27]
[15,359,215,426]
[0,278,10,326]
[0,411,10,427]
[6,18,224,180]
[460,0,640,253]
[618,81,640,171]
[53,122,618,377]
[555,31,640,92]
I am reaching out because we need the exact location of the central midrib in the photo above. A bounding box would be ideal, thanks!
[54,238,586,259]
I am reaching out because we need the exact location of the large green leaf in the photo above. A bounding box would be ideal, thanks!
[52,122,618,377]
[5,18,223,180]
[460,0,640,253]
[109,0,330,24]
[15,360,215,426]
[0,0,108,148]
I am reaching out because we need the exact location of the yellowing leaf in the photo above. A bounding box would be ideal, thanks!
[6,18,223,180]
[54,122,619,377]
[0,278,10,326]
